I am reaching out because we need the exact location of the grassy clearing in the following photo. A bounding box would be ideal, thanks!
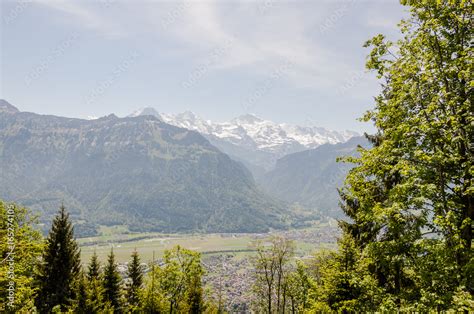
[80,233,255,263]
[79,223,338,263]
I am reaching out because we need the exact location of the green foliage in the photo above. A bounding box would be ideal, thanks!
[86,277,112,313]
[140,246,206,313]
[285,261,313,313]
[251,236,304,313]
[324,0,474,311]
[363,0,472,271]
[262,136,368,218]
[0,200,43,313]
[103,249,123,313]
[35,204,81,313]
[82,252,113,313]
[0,106,289,234]
[74,273,88,314]
[160,246,205,313]
[1,1,472,312]
[141,262,163,313]
[125,250,143,311]
[88,251,101,281]
[0,202,216,313]
[186,275,204,314]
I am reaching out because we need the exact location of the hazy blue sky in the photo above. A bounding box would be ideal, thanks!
[1,0,408,132]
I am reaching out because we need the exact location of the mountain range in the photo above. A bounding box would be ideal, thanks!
[260,136,368,218]
[128,107,358,176]
[0,100,289,235]
[0,100,365,236]
[128,107,366,218]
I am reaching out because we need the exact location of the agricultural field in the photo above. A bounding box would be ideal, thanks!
[78,221,339,310]
[78,220,339,263]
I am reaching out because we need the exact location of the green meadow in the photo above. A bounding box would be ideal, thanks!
[78,225,337,263]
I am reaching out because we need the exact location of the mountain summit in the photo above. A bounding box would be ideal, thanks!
[232,113,263,124]
[0,99,20,113]
[128,107,161,118]
[129,108,359,172]
[0,101,288,234]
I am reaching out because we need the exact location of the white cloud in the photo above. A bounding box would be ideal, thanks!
[32,0,405,90]
[152,1,344,88]
[34,0,125,38]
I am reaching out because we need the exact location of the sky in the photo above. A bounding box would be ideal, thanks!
[0,0,408,132]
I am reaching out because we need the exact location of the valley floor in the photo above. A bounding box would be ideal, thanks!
[78,221,340,311]
[78,221,339,263]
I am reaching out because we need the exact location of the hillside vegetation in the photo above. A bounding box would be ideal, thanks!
[0,101,288,234]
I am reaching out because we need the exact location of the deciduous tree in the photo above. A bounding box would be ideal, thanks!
[0,200,43,313]
[337,0,473,310]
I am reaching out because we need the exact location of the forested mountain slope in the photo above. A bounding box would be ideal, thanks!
[0,100,288,234]
[260,136,368,217]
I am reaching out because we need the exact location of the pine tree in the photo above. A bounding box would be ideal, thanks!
[325,235,363,310]
[87,275,111,314]
[125,250,143,310]
[88,251,101,281]
[75,273,88,314]
[103,248,123,313]
[84,251,108,313]
[35,204,81,313]
[337,133,386,249]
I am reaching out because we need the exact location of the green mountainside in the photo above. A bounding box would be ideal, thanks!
[259,136,368,217]
[0,100,288,234]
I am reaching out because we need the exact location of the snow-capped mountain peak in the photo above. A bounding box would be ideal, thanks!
[232,113,263,125]
[128,107,358,159]
[128,107,161,118]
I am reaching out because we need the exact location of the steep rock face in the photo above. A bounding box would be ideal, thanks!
[260,137,368,217]
[0,102,287,233]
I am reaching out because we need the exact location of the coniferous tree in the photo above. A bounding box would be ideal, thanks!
[88,251,101,281]
[337,133,386,249]
[103,248,123,313]
[87,274,111,313]
[125,250,143,310]
[85,252,108,313]
[35,204,81,313]
[75,273,88,314]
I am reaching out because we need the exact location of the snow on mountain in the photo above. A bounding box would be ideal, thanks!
[128,107,359,156]
[128,107,161,118]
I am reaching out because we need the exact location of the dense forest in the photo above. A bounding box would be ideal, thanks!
[1,0,473,312]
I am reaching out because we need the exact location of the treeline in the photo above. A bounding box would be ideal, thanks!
[0,202,212,313]
[1,201,473,313]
